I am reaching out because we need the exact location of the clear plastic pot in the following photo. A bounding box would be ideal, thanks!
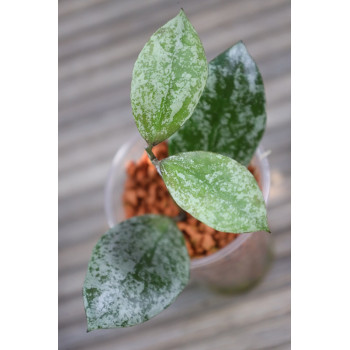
[105,133,272,293]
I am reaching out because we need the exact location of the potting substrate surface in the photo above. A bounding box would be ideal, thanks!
[122,142,261,259]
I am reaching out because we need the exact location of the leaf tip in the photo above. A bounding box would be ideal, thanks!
[86,319,97,333]
[263,223,271,234]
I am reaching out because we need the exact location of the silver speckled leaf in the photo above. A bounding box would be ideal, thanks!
[160,151,269,233]
[131,9,208,145]
[83,215,190,330]
[169,41,266,166]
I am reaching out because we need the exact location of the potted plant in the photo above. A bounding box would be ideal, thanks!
[83,9,271,331]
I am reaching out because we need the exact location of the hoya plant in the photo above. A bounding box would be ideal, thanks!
[83,10,269,331]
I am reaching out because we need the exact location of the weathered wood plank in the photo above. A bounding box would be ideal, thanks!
[59,0,287,79]
[59,0,167,39]
[59,5,290,108]
[59,0,232,60]
[173,315,290,350]
[59,0,111,18]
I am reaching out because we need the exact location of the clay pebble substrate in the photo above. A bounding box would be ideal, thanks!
[123,142,259,259]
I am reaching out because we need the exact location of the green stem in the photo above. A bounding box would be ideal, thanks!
[146,145,160,174]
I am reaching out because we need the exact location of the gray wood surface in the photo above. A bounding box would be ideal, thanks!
[58,0,291,349]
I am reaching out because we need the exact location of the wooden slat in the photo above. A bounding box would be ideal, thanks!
[59,0,111,18]
[59,1,289,108]
[59,0,287,80]
[59,0,230,61]
[59,0,167,39]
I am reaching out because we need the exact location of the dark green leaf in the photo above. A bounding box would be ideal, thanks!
[160,152,269,233]
[83,215,190,330]
[131,9,208,146]
[169,41,266,166]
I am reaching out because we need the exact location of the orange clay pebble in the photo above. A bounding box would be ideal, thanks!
[136,187,147,198]
[135,167,147,184]
[198,221,215,234]
[147,164,158,178]
[176,222,188,231]
[148,182,157,200]
[205,226,216,235]
[218,239,228,248]
[227,234,236,242]
[194,245,204,255]
[206,247,218,256]
[163,200,179,216]
[136,205,147,216]
[158,179,167,192]
[149,206,160,214]
[185,241,194,258]
[125,204,135,218]
[202,234,215,251]
[126,161,137,177]
[186,226,202,246]
[124,189,138,207]
[187,215,198,226]
[197,222,206,232]
[155,197,166,211]
[138,151,149,166]
[125,177,136,189]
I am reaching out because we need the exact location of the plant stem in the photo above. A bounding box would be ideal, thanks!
[145,145,161,175]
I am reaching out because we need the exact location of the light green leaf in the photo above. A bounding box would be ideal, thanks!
[83,215,190,330]
[169,41,266,166]
[160,152,269,233]
[131,9,208,146]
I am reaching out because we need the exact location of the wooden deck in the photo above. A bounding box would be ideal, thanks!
[58,0,291,349]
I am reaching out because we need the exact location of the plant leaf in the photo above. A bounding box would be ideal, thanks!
[83,215,190,330]
[160,151,269,233]
[168,41,266,166]
[131,9,208,146]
